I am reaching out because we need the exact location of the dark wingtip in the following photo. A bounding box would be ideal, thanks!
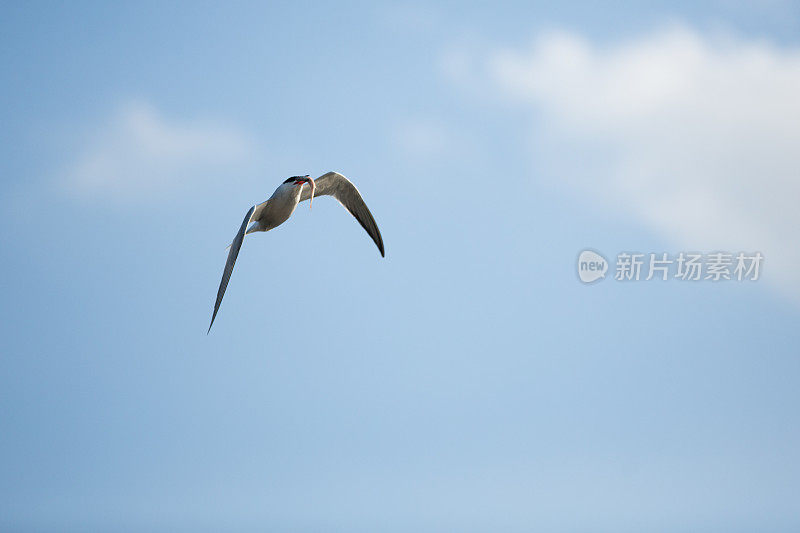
[373,229,385,257]
[208,304,219,334]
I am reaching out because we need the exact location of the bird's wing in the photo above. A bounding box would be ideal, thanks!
[251,198,271,221]
[300,171,385,257]
[208,205,256,333]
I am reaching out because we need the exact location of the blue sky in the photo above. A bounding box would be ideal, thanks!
[2,2,800,531]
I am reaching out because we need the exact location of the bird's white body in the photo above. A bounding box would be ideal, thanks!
[246,182,304,234]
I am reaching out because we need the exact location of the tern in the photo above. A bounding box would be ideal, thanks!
[208,171,384,332]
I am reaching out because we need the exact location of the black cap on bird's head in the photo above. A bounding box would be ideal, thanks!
[283,175,310,184]
[283,175,316,208]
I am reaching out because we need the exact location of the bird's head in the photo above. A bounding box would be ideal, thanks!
[282,175,316,209]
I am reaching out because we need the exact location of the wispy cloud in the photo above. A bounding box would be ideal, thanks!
[451,25,800,300]
[62,101,255,202]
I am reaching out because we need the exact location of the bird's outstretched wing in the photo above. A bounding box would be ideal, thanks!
[251,198,272,222]
[208,205,255,333]
[300,171,385,256]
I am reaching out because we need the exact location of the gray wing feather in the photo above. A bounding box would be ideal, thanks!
[208,205,256,333]
[251,198,271,222]
[300,171,385,257]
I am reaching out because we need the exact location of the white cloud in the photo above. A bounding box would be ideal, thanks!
[63,101,254,201]
[461,25,800,300]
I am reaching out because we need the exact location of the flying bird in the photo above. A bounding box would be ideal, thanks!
[208,171,384,333]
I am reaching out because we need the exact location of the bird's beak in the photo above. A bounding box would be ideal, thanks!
[304,176,315,210]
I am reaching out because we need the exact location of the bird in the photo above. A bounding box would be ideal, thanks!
[208,171,384,333]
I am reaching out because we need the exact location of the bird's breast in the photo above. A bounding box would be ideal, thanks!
[262,187,301,228]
